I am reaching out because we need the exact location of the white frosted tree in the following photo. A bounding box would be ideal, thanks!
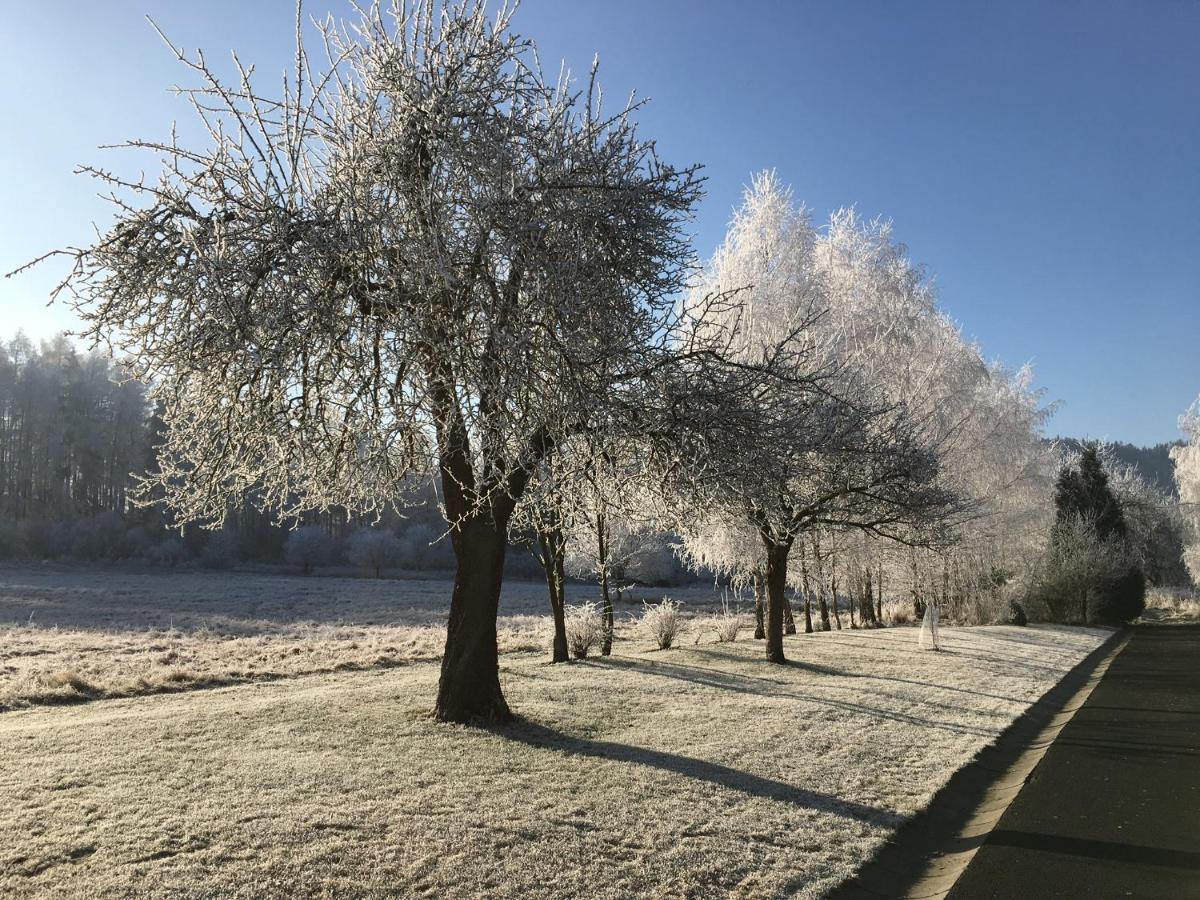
[672,173,963,664]
[1171,398,1200,582]
[18,1,704,723]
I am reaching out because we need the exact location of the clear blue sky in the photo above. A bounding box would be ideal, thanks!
[2,1,1197,445]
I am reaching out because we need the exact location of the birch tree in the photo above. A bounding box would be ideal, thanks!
[673,173,962,663]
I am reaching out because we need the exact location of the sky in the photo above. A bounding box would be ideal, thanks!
[1,0,1197,445]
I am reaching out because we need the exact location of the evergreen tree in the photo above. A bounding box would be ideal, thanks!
[1047,444,1145,623]
[1054,444,1127,540]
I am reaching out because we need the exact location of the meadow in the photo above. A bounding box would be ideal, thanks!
[0,565,1109,897]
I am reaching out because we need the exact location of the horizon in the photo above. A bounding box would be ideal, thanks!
[2,1,1197,444]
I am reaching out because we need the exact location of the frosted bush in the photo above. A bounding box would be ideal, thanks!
[713,595,742,642]
[200,529,240,570]
[642,599,682,650]
[564,602,604,659]
[347,527,403,578]
[285,526,335,575]
[880,599,911,626]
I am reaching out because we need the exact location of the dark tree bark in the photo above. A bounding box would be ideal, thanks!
[783,592,798,635]
[435,514,512,723]
[752,568,766,639]
[875,563,884,625]
[597,511,614,656]
[910,549,925,620]
[817,589,831,631]
[800,554,814,634]
[762,536,792,664]
[831,572,842,630]
[861,567,877,627]
[536,526,569,663]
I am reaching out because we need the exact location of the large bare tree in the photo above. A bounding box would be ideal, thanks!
[19,1,702,722]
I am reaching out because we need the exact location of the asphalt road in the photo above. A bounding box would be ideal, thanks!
[947,624,1200,899]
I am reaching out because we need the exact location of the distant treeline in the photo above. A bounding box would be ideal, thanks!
[0,335,689,583]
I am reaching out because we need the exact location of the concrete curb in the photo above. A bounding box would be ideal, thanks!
[826,626,1132,900]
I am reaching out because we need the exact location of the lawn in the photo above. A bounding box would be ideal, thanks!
[0,569,1108,898]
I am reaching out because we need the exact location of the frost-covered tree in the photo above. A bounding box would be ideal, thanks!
[285,525,335,575]
[1172,397,1200,582]
[20,1,703,722]
[672,174,962,663]
[347,526,404,578]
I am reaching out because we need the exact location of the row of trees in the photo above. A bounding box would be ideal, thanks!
[14,0,1191,722]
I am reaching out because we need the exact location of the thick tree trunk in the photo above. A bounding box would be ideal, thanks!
[537,528,569,663]
[752,568,766,640]
[762,538,791,664]
[435,516,512,723]
[817,590,831,631]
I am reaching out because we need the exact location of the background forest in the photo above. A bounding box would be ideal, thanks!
[0,331,1191,631]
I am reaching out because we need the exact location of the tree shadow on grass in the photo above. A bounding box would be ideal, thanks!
[496,715,900,827]
[588,656,1001,737]
[687,645,1026,703]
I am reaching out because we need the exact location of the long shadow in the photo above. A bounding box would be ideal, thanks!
[689,642,1028,703]
[590,656,1001,737]
[986,829,1200,869]
[497,716,900,827]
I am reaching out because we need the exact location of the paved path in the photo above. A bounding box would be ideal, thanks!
[947,624,1200,899]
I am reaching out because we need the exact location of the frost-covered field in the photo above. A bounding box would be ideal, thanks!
[0,565,723,710]
[0,564,1108,898]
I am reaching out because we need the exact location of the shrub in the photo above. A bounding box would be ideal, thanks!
[284,526,335,575]
[564,602,604,659]
[0,522,25,558]
[713,612,741,643]
[1089,566,1146,624]
[880,598,911,626]
[1004,599,1028,626]
[144,536,191,566]
[641,598,682,650]
[70,512,135,561]
[200,529,240,569]
[713,595,742,642]
[347,527,403,578]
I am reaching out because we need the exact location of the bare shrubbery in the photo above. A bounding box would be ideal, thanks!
[564,602,604,659]
[880,599,911,626]
[347,528,403,578]
[284,527,336,576]
[713,596,742,642]
[641,599,683,650]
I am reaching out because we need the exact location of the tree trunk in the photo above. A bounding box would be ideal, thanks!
[597,511,614,656]
[783,592,797,635]
[435,515,512,724]
[830,573,842,630]
[875,563,884,624]
[537,527,569,663]
[752,568,766,639]
[817,589,831,631]
[911,549,925,621]
[762,537,791,664]
[800,554,814,634]
[861,567,877,627]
